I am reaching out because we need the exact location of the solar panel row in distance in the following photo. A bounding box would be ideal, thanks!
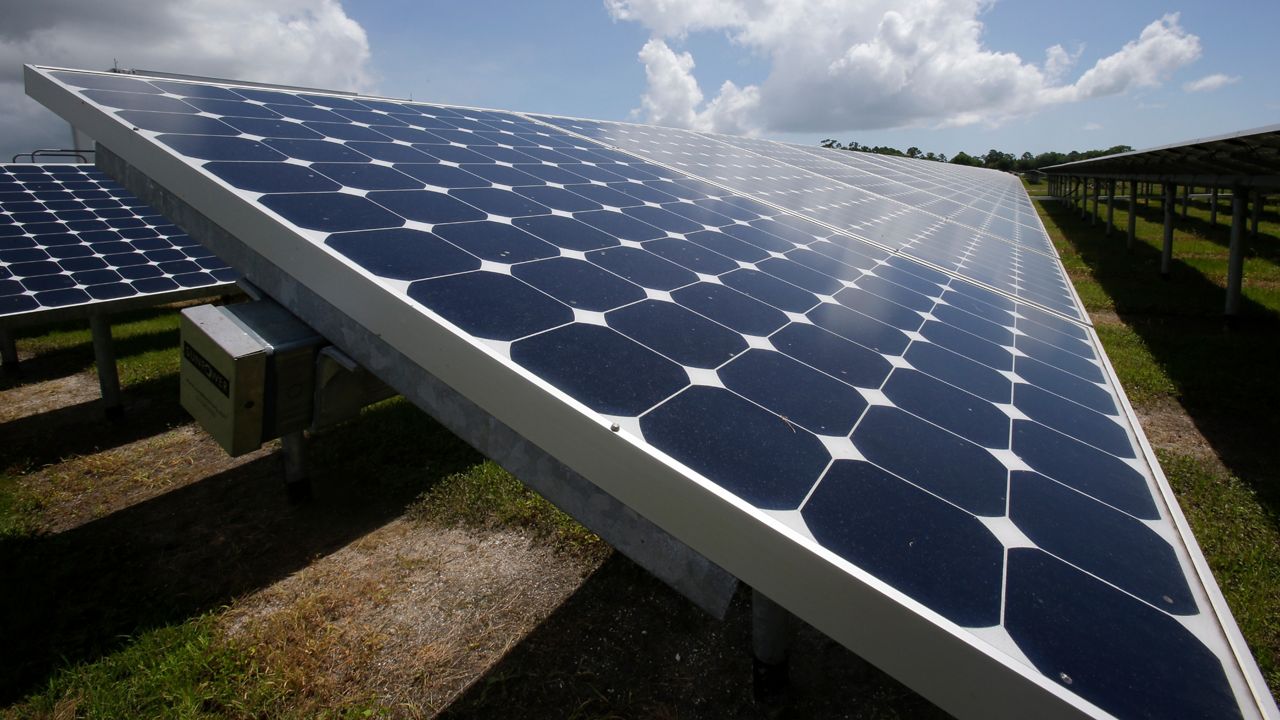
[0,163,236,323]
[25,65,1276,720]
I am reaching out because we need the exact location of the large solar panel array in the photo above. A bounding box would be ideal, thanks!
[26,66,1275,720]
[0,163,236,321]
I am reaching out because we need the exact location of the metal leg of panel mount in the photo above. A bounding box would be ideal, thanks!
[89,312,123,419]
[752,587,793,706]
[281,430,312,504]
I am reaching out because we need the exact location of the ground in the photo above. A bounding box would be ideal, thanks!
[1,186,1277,718]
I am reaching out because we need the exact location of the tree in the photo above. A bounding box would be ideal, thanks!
[950,151,981,166]
[906,146,921,158]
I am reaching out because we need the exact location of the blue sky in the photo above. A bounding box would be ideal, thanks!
[1,0,1275,160]
[351,0,1276,156]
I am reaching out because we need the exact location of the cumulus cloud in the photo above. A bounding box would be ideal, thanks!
[0,0,373,158]
[608,1,1203,134]
[1183,73,1240,93]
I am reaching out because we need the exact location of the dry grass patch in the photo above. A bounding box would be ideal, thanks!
[223,519,601,718]
[13,424,274,534]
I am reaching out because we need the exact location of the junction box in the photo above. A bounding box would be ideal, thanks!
[180,300,324,456]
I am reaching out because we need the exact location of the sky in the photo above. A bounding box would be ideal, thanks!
[1,0,1276,161]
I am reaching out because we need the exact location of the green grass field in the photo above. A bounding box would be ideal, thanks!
[1,184,1278,716]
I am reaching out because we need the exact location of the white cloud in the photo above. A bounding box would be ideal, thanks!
[0,0,373,158]
[1183,73,1240,93]
[608,1,1204,135]
[1083,122,1102,131]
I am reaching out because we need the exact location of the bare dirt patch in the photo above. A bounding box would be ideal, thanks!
[1134,397,1229,476]
[223,520,599,717]
[0,372,99,424]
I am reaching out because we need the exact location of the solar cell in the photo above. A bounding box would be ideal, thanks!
[0,163,237,321]
[26,66,1275,720]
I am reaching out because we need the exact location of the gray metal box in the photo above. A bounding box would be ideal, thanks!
[179,301,324,456]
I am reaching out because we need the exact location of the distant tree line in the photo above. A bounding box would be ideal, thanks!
[819,139,1134,173]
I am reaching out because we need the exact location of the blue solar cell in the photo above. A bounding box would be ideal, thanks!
[642,238,738,275]
[605,299,746,368]
[118,110,240,136]
[512,215,616,251]
[1013,384,1132,458]
[720,349,867,435]
[805,460,1004,626]
[313,163,423,191]
[673,283,788,337]
[262,192,403,232]
[83,89,195,113]
[367,190,485,224]
[641,385,830,509]
[1004,550,1241,720]
[150,80,240,100]
[185,97,282,118]
[853,406,1007,516]
[512,257,645,311]
[394,164,487,189]
[407,271,571,340]
[221,117,323,139]
[1011,421,1156,519]
[262,138,369,162]
[883,370,1010,448]
[345,141,435,163]
[512,323,687,416]
[159,134,285,161]
[411,144,492,164]
[575,210,665,241]
[205,161,340,193]
[433,221,556,263]
[264,103,347,122]
[1009,472,1193,613]
[449,188,549,217]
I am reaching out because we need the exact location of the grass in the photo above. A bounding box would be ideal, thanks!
[3,616,290,720]
[408,460,606,557]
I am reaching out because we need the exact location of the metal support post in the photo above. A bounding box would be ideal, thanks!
[1181,184,1190,218]
[1091,178,1100,224]
[1210,187,1219,226]
[1161,183,1175,278]
[1105,179,1115,235]
[88,313,123,418]
[1252,193,1263,238]
[0,328,17,376]
[752,587,792,705]
[1226,189,1248,317]
[281,430,312,503]
[1127,181,1138,250]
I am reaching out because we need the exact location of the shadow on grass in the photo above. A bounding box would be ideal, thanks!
[1120,198,1280,264]
[441,554,948,720]
[1043,200,1280,515]
[0,398,481,704]
[1,321,181,390]
[0,374,188,472]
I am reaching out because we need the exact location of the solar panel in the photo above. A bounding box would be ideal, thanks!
[25,65,1276,720]
[529,117,1083,320]
[0,163,237,322]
